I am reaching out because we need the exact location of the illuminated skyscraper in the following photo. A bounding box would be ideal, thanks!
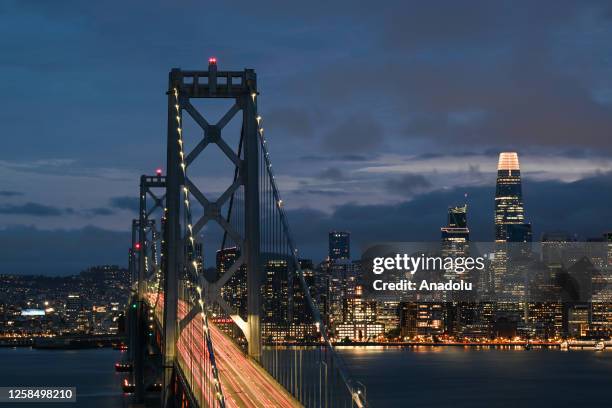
[441,204,469,252]
[493,153,532,330]
[329,231,350,261]
[591,232,612,336]
[441,204,471,335]
[216,247,247,319]
[494,152,532,243]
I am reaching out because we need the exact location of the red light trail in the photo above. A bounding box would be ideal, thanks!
[147,293,299,407]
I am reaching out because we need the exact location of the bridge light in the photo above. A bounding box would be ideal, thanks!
[156,168,162,176]
[209,57,217,65]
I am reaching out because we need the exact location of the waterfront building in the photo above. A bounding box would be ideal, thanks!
[376,298,400,334]
[324,258,360,334]
[568,304,590,338]
[400,302,444,339]
[335,322,384,342]
[291,259,316,326]
[523,302,563,339]
[590,232,612,337]
[335,283,382,341]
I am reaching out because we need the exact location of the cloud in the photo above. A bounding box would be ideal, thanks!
[0,202,73,216]
[377,1,594,52]
[0,190,23,197]
[297,189,346,197]
[318,167,346,181]
[86,207,115,216]
[265,107,314,139]
[109,196,139,212]
[323,113,384,153]
[274,1,612,153]
[0,202,113,217]
[300,154,371,162]
[384,173,431,196]
[0,225,129,275]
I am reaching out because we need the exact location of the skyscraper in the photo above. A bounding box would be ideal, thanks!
[329,231,350,261]
[216,247,247,319]
[494,152,532,243]
[441,204,469,248]
[493,153,532,329]
[441,204,471,335]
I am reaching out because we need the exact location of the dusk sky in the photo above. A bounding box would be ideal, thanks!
[2,0,612,274]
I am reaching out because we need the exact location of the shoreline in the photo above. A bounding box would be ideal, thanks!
[0,334,125,349]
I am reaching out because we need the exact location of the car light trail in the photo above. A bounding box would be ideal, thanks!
[147,294,299,408]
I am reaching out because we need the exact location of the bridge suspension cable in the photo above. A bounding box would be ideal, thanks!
[247,88,366,408]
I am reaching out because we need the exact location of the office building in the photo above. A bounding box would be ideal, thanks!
[329,231,350,261]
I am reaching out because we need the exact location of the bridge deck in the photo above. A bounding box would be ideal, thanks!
[148,293,301,408]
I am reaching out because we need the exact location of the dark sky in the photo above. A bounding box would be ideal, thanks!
[1,0,612,274]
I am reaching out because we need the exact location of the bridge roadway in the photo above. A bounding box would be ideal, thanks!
[147,293,300,408]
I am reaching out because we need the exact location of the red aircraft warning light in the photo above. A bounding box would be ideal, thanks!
[156,168,162,176]
[208,56,217,65]
[134,242,141,250]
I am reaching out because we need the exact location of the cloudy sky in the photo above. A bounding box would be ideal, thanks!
[2,0,612,274]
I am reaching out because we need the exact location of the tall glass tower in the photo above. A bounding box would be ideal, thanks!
[441,204,469,255]
[329,231,350,261]
[493,152,532,307]
[494,152,532,243]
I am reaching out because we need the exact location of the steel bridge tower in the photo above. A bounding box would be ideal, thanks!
[125,59,367,408]
[162,60,262,406]
[127,173,167,404]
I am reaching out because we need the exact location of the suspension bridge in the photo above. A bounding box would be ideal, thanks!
[122,59,368,408]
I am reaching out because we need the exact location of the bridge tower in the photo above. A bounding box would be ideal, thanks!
[133,174,166,402]
[162,59,261,406]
